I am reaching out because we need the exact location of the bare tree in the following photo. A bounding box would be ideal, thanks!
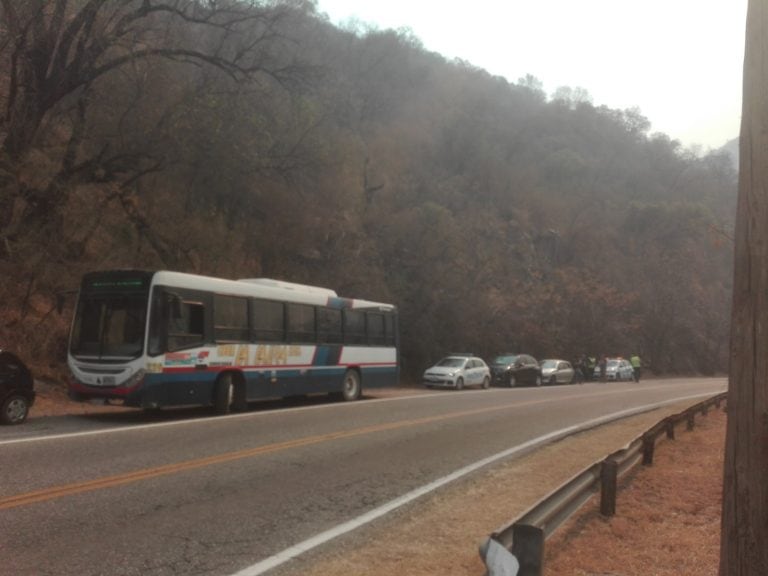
[0,0,310,260]
[720,2,768,574]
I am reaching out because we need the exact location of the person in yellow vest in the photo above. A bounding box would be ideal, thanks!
[630,354,642,382]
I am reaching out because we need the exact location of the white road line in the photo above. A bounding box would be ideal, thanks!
[228,390,722,576]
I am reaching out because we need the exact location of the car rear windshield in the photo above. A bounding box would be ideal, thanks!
[492,355,518,364]
[437,358,466,368]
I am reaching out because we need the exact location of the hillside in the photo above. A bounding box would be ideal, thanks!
[0,1,736,381]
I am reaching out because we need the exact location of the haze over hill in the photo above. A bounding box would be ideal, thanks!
[720,138,740,169]
[0,1,736,380]
[317,0,746,150]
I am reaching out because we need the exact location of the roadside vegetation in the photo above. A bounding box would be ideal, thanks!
[0,1,736,382]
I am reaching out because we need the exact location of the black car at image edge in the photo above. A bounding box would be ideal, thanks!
[0,349,35,425]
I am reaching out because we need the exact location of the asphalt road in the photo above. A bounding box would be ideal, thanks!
[0,377,725,576]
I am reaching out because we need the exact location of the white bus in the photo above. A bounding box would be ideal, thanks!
[67,270,399,412]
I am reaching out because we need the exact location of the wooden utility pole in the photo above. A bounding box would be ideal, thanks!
[720,2,768,574]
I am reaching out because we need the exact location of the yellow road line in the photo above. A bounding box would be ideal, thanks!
[0,389,650,510]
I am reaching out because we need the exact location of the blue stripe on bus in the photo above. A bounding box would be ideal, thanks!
[313,345,342,366]
[134,364,398,408]
[146,365,397,385]
[326,296,352,310]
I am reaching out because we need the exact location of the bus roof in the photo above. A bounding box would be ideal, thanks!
[237,278,337,297]
[145,270,395,310]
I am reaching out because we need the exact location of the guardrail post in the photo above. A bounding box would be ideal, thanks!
[511,524,545,576]
[600,459,618,516]
[687,412,695,431]
[642,435,655,465]
[665,419,675,440]
[702,403,709,416]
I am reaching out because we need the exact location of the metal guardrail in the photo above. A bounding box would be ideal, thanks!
[480,392,727,576]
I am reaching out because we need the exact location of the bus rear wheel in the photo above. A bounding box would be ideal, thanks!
[338,369,361,401]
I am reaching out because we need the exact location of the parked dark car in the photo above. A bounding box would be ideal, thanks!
[489,353,542,387]
[0,350,35,425]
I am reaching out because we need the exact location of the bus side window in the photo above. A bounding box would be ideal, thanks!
[214,295,249,342]
[367,313,385,345]
[318,307,342,344]
[343,310,366,345]
[384,313,396,346]
[251,299,285,342]
[167,295,205,351]
[286,303,316,343]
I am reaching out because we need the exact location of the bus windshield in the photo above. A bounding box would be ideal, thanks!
[70,293,148,359]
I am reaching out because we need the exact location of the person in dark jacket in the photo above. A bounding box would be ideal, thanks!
[598,355,607,382]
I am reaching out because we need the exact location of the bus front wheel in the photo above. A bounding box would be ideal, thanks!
[214,374,234,414]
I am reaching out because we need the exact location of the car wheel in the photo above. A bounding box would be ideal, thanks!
[481,376,490,389]
[1,394,30,425]
[549,375,557,386]
[455,377,464,390]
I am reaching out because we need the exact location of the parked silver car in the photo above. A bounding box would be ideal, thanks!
[539,359,575,385]
[423,355,491,390]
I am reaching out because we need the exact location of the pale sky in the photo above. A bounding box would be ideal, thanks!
[316,0,747,150]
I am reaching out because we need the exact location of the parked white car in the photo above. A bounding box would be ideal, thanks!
[423,355,491,390]
[596,358,635,381]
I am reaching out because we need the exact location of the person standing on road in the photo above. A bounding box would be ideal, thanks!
[586,355,596,381]
[574,356,585,384]
[630,354,642,382]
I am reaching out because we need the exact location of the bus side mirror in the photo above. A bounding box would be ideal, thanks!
[55,290,77,314]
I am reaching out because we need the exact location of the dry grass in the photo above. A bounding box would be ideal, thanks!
[30,379,132,417]
[545,408,724,576]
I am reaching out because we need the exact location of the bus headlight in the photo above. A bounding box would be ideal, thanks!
[123,369,146,389]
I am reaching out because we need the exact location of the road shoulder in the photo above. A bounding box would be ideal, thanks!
[272,399,721,576]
